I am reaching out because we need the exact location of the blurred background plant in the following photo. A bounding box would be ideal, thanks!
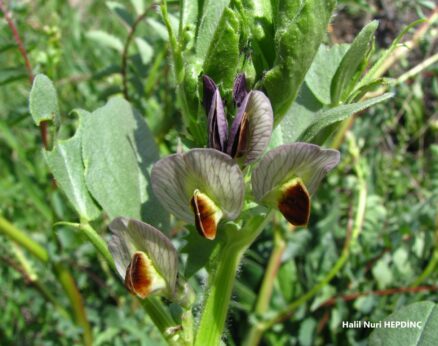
[0,0,437,345]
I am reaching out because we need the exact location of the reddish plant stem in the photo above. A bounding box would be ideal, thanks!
[0,0,33,84]
[121,5,155,100]
[0,0,50,150]
[319,285,438,309]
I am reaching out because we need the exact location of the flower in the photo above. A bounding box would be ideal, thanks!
[202,74,274,164]
[252,143,340,226]
[151,148,244,240]
[108,217,178,299]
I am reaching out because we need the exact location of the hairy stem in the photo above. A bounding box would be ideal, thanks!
[195,212,274,346]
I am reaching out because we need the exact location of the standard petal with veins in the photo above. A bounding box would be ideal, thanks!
[252,143,340,225]
[227,91,274,164]
[108,217,178,297]
[151,149,244,226]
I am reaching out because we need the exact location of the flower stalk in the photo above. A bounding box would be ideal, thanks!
[195,211,274,345]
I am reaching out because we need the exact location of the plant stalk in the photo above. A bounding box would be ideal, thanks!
[0,216,49,263]
[195,211,274,345]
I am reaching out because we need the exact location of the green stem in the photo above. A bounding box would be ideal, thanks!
[195,243,242,346]
[161,0,184,84]
[53,263,93,346]
[254,227,286,314]
[55,222,116,271]
[195,211,274,346]
[141,297,179,344]
[0,216,49,263]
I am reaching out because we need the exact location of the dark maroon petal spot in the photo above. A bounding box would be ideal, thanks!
[278,180,310,226]
[124,252,152,298]
[190,191,219,240]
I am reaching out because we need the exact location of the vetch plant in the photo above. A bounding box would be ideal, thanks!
[12,0,427,345]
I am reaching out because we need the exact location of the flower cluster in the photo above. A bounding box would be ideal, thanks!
[107,74,340,300]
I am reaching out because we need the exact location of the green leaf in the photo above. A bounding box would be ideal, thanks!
[330,20,378,105]
[358,19,425,89]
[298,93,394,144]
[369,301,438,346]
[29,74,59,126]
[262,0,336,124]
[135,38,154,65]
[195,0,231,61]
[305,44,350,105]
[82,97,168,229]
[146,18,169,41]
[181,228,218,278]
[106,1,134,26]
[86,30,124,52]
[130,0,145,15]
[45,110,100,221]
[202,7,240,92]
[279,83,323,144]
[0,66,28,86]
[181,0,199,31]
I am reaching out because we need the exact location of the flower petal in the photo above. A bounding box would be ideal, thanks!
[125,251,167,299]
[252,143,340,202]
[108,217,178,294]
[277,178,310,226]
[232,73,248,108]
[190,190,223,240]
[203,75,228,151]
[151,149,244,223]
[227,91,274,164]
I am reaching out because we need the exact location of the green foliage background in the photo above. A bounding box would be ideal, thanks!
[0,0,437,345]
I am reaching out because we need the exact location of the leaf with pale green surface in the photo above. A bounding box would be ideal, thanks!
[369,301,438,346]
[202,7,240,93]
[262,0,336,123]
[331,20,378,105]
[298,93,394,144]
[195,0,231,61]
[29,74,59,126]
[82,97,168,229]
[305,44,350,105]
[135,38,154,65]
[86,31,124,52]
[45,110,100,221]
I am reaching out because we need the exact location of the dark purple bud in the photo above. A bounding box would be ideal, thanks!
[202,75,217,115]
[232,73,248,108]
[203,75,228,152]
[227,91,273,164]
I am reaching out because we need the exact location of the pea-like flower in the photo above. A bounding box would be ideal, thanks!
[252,143,340,226]
[108,217,178,299]
[203,74,274,164]
[151,148,244,240]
